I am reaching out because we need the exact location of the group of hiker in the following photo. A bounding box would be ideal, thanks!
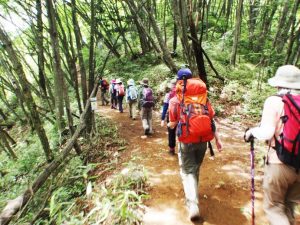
[99,77,155,135]
[99,65,300,225]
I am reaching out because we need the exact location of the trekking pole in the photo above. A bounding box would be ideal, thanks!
[250,139,255,225]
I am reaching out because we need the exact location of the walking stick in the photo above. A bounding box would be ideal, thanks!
[250,139,255,225]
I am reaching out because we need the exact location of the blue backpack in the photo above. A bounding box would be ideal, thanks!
[128,86,138,101]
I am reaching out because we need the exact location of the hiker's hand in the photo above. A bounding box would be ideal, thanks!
[161,120,165,127]
[216,139,223,152]
[244,128,254,142]
[167,121,177,129]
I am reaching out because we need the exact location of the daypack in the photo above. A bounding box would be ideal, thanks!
[101,79,109,90]
[142,87,154,108]
[128,86,138,101]
[176,78,215,142]
[110,83,116,94]
[275,94,300,171]
[118,85,125,96]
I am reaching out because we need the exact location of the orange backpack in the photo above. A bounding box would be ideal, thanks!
[176,78,215,142]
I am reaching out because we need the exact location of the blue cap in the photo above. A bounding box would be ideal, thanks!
[177,68,192,80]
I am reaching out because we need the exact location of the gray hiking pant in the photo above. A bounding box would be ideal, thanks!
[141,107,153,132]
[263,163,300,225]
[128,100,137,119]
[178,142,207,210]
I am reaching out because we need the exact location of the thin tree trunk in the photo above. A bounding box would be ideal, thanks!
[71,0,88,108]
[142,2,177,73]
[0,128,17,160]
[230,0,243,66]
[188,0,207,83]
[86,0,96,134]
[46,0,65,132]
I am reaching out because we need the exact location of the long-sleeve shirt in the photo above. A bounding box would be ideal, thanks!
[161,93,171,121]
[250,90,300,163]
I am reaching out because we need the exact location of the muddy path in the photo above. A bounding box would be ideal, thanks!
[97,103,273,225]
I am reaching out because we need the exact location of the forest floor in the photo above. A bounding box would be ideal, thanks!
[97,101,299,225]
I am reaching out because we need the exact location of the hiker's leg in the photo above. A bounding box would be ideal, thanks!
[148,107,153,133]
[285,177,300,224]
[178,142,204,221]
[141,107,149,133]
[132,101,137,119]
[101,91,105,105]
[128,101,133,117]
[263,164,297,225]
[194,142,207,184]
[104,91,109,104]
[118,96,123,112]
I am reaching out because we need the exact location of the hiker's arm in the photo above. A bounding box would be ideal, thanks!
[161,103,169,126]
[214,131,223,152]
[167,99,179,129]
[248,96,282,140]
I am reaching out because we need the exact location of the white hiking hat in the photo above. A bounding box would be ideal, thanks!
[115,78,122,84]
[127,79,135,86]
[268,65,300,90]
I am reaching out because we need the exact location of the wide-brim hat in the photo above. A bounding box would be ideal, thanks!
[142,78,149,85]
[268,65,300,89]
[115,78,122,84]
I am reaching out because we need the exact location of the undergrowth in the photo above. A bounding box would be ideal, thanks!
[1,116,148,225]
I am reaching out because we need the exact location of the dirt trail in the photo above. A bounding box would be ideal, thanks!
[97,103,280,225]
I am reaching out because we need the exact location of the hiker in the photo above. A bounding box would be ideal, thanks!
[138,78,155,135]
[99,77,109,106]
[168,68,223,221]
[244,65,300,225]
[126,78,138,120]
[114,78,125,113]
[161,79,177,155]
[109,79,117,109]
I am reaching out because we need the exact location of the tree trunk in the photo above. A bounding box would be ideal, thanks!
[122,1,151,54]
[248,0,259,50]
[36,0,47,97]
[0,28,53,162]
[45,0,65,132]
[86,0,96,134]
[71,0,88,108]
[272,0,291,50]
[172,0,196,69]
[63,2,83,114]
[0,128,17,160]
[277,0,299,53]
[142,2,178,73]
[230,0,243,66]
[286,19,300,64]
[188,0,207,83]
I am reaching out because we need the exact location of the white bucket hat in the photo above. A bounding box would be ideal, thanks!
[268,65,300,90]
[127,79,135,86]
[115,78,122,84]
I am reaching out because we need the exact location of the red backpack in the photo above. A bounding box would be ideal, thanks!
[118,84,125,96]
[275,94,300,171]
[101,79,109,90]
[176,78,215,142]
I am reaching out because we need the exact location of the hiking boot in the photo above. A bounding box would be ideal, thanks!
[168,148,175,155]
[145,128,150,135]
